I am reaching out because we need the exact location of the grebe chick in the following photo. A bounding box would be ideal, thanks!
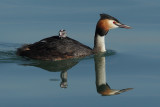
[59,29,67,39]
[17,13,131,61]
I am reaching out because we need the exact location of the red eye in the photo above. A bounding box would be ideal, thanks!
[113,21,116,24]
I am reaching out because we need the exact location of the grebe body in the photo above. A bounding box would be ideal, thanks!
[17,36,92,60]
[17,14,131,61]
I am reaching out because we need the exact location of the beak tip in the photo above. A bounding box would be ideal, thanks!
[126,26,132,29]
[120,25,132,29]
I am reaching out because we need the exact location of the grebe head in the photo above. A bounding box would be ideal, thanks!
[59,29,67,38]
[96,13,131,36]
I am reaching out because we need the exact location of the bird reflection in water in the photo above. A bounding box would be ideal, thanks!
[22,52,133,95]
[22,58,79,88]
[94,53,133,96]
[60,71,68,88]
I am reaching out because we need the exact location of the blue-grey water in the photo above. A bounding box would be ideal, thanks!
[0,0,160,107]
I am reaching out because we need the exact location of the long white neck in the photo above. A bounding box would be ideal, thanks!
[94,56,106,86]
[93,34,106,53]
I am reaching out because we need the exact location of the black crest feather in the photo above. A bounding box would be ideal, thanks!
[100,13,120,23]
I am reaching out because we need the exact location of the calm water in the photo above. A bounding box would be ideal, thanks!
[0,0,160,107]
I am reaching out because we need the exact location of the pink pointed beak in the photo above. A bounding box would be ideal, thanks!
[115,23,131,29]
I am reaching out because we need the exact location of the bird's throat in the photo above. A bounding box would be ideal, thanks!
[93,34,106,53]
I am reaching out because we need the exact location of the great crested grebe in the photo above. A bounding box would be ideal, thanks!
[59,29,67,39]
[17,13,131,61]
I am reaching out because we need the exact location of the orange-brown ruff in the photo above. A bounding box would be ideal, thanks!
[17,13,131,61]
[96,19,109,32]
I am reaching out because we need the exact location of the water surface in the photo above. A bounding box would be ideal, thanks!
[0,0,160,107]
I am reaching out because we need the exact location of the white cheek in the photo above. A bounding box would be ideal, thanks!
[108,20,118,29]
